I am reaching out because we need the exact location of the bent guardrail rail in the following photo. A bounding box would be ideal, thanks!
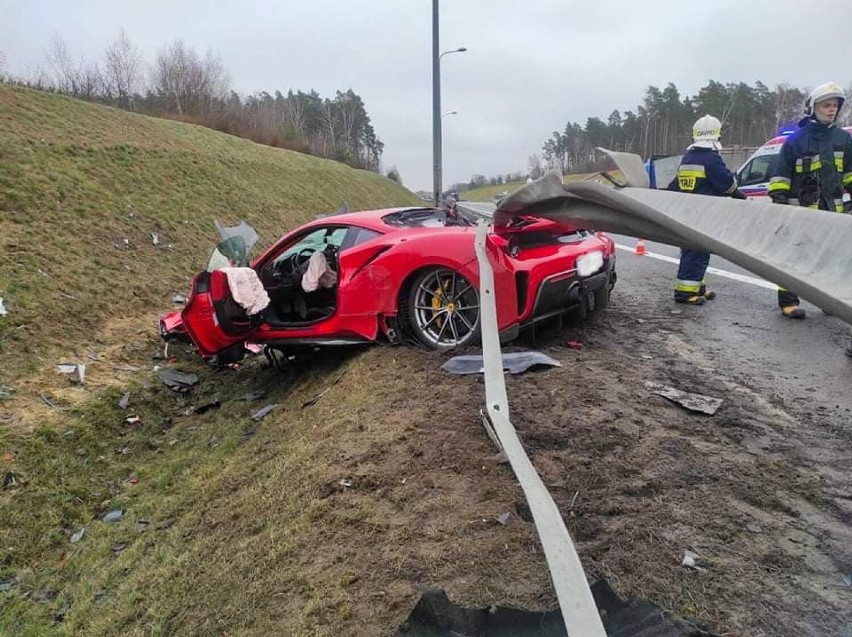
[493,154,852,326]
[474,223,607,637]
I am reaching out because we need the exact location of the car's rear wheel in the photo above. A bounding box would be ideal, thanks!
[406,267,480,350]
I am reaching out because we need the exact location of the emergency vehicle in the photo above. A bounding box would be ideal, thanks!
[735,125,852,199]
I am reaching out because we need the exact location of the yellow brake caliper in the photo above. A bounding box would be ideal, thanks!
[431,277,447,328]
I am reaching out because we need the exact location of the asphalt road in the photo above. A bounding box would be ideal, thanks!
[460,200,852,420]
[612,236,852,420]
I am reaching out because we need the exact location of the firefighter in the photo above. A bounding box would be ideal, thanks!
[768,82,852,320]
[669,115,743,304]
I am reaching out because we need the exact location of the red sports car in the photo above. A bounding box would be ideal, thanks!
[161,206,616,361]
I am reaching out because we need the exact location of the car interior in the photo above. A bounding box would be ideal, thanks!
[259,226,347,326]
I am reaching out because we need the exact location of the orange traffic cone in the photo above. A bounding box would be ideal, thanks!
[635,238,647,255]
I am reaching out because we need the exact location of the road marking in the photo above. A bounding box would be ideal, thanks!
[615,243,777,290]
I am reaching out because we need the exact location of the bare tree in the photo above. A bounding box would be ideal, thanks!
[45,35,103,98]
[102,29,143,108]
[151,39,229,117]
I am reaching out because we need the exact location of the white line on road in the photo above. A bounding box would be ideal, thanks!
[615,243,777,290]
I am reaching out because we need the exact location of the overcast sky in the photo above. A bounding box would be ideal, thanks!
[2,0,852,192]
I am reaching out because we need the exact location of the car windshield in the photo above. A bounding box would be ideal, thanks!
[206,220,258,271]
[739,154,780,187]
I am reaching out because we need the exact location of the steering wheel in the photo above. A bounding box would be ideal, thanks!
[290,247,318,275]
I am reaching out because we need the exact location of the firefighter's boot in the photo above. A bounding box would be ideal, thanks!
[781,305,806,319]
[674,294,706,305]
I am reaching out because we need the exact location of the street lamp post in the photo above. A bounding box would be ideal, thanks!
[432,0,466,206]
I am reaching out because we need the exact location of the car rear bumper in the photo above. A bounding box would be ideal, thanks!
[525,259,615,323]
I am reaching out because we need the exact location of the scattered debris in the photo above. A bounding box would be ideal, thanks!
[493,450,510,465]
[645,381,723,415]
[842,573,851,587]
[158,369,199,393]
[0,298,6,316]
[54,600,71,622]
[37,268,50,279]
[125,415,142,428]
[496,512,512,526]
[39,393,58,408]
[241,390,266,402]
[566,340,583,350]
[2,452,12,462]
[127,475,139,485]
[681,549,705,571]
[118,392,130,409]
[192,400,221,415]
[0,578,15,593]
[746,523,763,534]
[302,372,346,408]
[398,579,713,637]
[338,478,353,488]
[70,527,86,545]
[245,342,263,354]
[0,388,12,400]
[112,542,128,553]
[150,232,159,245]
[251,404,277,421]
[101,510,124,523]
[56,362,85,385]
[171,293,187,305]
[3,472,19,489]
[442,351,562,375]
[135,519,150,533]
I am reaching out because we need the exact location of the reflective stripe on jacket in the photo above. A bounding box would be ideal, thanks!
[769,118,852,212]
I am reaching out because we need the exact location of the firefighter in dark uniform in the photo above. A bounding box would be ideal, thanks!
[768,82,852,320]
[669,115,743,304]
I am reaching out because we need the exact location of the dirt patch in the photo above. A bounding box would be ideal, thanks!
[499,296,852,636]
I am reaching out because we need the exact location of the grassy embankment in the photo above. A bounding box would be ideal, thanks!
[0,86,551,635]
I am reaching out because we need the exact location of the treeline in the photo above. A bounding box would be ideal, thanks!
[1,32,384,171]
[534,80,852,176]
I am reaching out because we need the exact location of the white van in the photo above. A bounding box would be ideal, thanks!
[736,126,852,199]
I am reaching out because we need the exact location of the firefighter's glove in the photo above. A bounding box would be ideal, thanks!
[731,189,748,200]
[769,193,789,205]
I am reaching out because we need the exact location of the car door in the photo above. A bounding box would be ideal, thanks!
[180,268,260,357]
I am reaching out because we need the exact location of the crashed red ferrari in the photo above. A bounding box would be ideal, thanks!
[160,206,616,361]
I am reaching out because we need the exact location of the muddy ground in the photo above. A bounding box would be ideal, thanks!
[387,286,852,636]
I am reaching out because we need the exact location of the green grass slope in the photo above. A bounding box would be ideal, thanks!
[0,84,421,389]
[0,86,552,635]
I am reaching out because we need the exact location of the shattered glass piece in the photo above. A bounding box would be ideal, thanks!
[645,382,723,415]
[0,579,15,592]
[57,363,78,374]
[496,512,512,526]
[118,393,130,409]
[172,293,188,305]
[157,369,199,393]
[70,527,86,545]
[101,510,124,523]
[240,390,266,402]
[442,351,562,375]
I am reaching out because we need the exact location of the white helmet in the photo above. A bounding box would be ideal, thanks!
[804,82,846,122]
[691,115,722,150]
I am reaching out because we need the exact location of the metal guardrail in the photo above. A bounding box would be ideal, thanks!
[474,223,607,637]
